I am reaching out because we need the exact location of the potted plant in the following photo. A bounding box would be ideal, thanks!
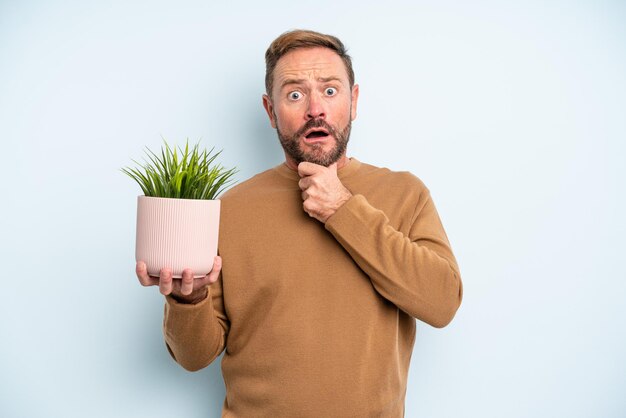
[121,139,237,278]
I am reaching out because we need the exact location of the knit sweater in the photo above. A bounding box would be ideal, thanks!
[163,158,463,417]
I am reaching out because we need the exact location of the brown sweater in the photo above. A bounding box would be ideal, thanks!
[163,158,463,417]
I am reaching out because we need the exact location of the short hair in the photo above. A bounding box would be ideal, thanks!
[264,29,355,98]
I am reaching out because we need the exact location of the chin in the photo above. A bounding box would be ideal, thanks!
[301,151,341,167]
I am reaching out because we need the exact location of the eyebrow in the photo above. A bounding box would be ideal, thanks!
[279,76,343,89]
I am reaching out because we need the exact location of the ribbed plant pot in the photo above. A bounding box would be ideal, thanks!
[135,196,220,278]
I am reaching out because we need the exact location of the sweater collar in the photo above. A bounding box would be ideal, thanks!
[273,157,362,181]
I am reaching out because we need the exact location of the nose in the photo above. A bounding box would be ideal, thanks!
[306,92,326,120]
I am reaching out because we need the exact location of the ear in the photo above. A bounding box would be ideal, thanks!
[350,84,359,121]
[262,94,277,129]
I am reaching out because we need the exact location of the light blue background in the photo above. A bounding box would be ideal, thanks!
[1,1,625,417]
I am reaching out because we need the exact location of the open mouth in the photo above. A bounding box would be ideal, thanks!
[304,129,330,139]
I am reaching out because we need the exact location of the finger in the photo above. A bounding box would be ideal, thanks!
[298,177,312,190]
[297,161,322,177]
[206,256,222,284]
[136,261,158,287]
[303,199,318,215]
[159,268,173,295]
[194,256,223,289]
[301,191,308,201]
[180,268,194,296]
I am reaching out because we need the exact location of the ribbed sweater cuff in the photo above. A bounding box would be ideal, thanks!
[325,194,382,234]
[164,288,211,311]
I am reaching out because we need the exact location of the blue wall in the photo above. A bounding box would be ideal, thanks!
[1,1,625,417]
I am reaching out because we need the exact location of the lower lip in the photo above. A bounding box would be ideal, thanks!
[303,135,331,145]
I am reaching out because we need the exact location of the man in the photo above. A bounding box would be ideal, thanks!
[137,29,463,417]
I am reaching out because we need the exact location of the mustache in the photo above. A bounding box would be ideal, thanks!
[295,119,337,138]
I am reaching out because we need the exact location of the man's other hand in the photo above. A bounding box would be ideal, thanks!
[136,256,222,304]
[298,162,352,223]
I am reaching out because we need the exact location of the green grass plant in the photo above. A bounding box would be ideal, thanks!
[121,139,237,199]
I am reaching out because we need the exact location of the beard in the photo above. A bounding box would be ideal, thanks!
[275,112,352,167]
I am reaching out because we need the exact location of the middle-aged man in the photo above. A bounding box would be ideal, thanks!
[137,29,463,417]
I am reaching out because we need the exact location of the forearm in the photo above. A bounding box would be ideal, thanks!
[325,194,463,328]
[163,286,228,371]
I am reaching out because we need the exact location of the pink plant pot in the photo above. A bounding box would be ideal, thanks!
[135,196,220,278]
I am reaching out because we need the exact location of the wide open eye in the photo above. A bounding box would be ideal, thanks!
[288,91,302,101]
[325,87,337,96]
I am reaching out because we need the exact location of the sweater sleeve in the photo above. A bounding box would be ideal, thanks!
[324,190,463,328]
[162,274,230,371]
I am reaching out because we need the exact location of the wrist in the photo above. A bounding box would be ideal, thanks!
[341,188,353,205]
[170,286,208,305]
[335,188,352,211]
